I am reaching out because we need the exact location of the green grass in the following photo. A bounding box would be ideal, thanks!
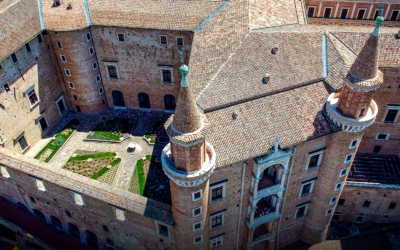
[110,158,121,167]
[144,134,156,143]
[89,131,120,141]
[136,159,145,196]
[68,152,116,162]
[91,158,121,180]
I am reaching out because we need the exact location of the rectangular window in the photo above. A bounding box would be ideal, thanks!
[162,69,172,82]
[98,87,104,95]
[56,96,66,114]
[194,235,202,244]
[384,214,389,219]
[11,53,17,63]
[339,168,348,177]
[308,7,315,17]
[115,207,125,221]
[357,9,366,19]
[92,61,98,70]
[96,74,101,83]
[117,33,125,42]
[324,7,332,18]
[27,89,39,106]
[0,165,11,178]
[301,183,312,196]
[76,105,81,113]
[4,83,10,92]
[160,35,168,45]
[65,69,71,76]
[338,199,345,206]
[376,133,389,140]
[212,186,223,201]
[350,138,360,149]
[86,33,91,41]
[71,192,85,206]
[326,209,333,216]
[385,108,400,123]
[34,178,46,192]
[193,207,202,217]
[211,214,222,229]
[68,82,75,89]
[359,108,366,118]
[89,47,95,56]
[57,42,63,49]
[295,205,308,218]
[25,43,31,53]
[192,190,203,201]
[176,37,184,46]
[356,214,364,223]
[73,95,77,100]
[306,149,324,170]
[363,200,371,208]
[332,211,340,221]
[308,154,320,169]
[39,117,48,132]
[335,182,343,191]
[330,196,338,204]
[299,178,316,197]
[373,145,382,154]
[340,8,349,19]
[60,55,67,62]
[388,202,397,209]
[102,225,109,232]
[344,154,353,163]
[193,222,202,231]
[158,224,169,237]
[107,66,118,78]
[390,10,399,21]
[37,34,43,43]
[211,235,223,249]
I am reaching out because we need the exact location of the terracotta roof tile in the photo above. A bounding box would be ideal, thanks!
[41,0,88,31]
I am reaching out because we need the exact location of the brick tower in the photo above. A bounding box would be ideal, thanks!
[300,17,384,243]
[161,65,216,250]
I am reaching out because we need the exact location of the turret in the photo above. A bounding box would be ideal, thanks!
[161,65,216,250]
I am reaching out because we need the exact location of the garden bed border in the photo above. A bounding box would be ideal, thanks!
[48,120,80,165]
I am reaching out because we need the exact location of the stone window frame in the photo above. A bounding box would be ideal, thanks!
[375,133,390,140]
[85,33,92,42]
[14,130,29,153]
[36,114,49,132]
[335,182,344,191]
[64,68,71,76]
[155,221,170,238]
[69,191,86,206]
[339,168,348,177]
[298,178,317,198]
[192,206,203,217]
[356,8,367,19]
[57,42,63,49]
[192,189,203,202]
[210,181,227,203]
[344,153,354,164]
[390,9,400,21]
[68,81,75,89]
[96,74,101,83]
[111,205,126,221]
[160,66,174,84]
[307,6,316,17]
[159,35,168,45]
[326,208,333,216]
[323,6,333,18]
[382,105,400,124]
[349,138,360,149]
[89,46,95,56]
[305,148,325,171]
[340,7,350,19]
[176,37,184,46]
[0,165,11,179]
[60,54,67,63]
[92,61,98,70]
[30,176,46,192]
[330,196,338,204]
[193,221,203,231]
[383,214,390,220]
[210,234,224,249]
[25,43,31,53]
[193,235,203,244]
[294,202,310,219]
[11,53,17,63]
[98,87,104,95]
[24,84,40,109]
[117,33,125,42]
[210,209,226,230]
[55,95,67,115]
[104,61,120,79]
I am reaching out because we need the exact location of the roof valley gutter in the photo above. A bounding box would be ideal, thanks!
[193,1,229,32]
[322,34,328,78]
[83,0,91,26]
[37,0,45,30]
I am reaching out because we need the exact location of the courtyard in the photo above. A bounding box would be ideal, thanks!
[26,108,173,205]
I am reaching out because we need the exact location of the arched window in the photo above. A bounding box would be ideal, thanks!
[138,93,150,109]
[50,216,63,229]
[164,94,176,111]
[112,90,125,107]
[67,223,80,240]
[33,209,45,220]
[85,230,99,249]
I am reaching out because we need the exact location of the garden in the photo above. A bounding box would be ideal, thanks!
[86,118,136,141]
[34,119,80,163]
[143,121,169,145]
[128,154,171,205]
[62,151,121,184]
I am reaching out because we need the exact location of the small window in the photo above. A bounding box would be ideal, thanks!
[25,43,31,53]
[11,53,17,63]
[158,224,169,237]
[34,178,46,192]
[193,207,202,217]
[86,33,92,41]
[162,69,172,82]
[211,186,223,201]
[76,105,81,113]
[18,136,28,151]
[71,192,85,206]
[4,83,10,92]
[60,55,67,62]
[308,7,315,17]
[308,154,320,169]
[326,209,333,216]
[211,213,223,229]
[102,225,109,232]
[357,9,366,19]
[56,96,66,114]
[306,150,324,170]
[324,7,332,18]
[160,35,168,45]
[107,66,118,78]
[301,183,312,196]
[176,37,184,46]
[117,33,125,42]
[356,215,364,223]
[350,138,360,149]
[102,99,106,105]
[98,87,104,95]
[330,196,338,204]
[376,133,389,140]
[335,182,343,191]
[390,10,399,21]
[39,117,48,131]
[332,211,341,221]
[338,199,345,206]
[65,210,72,217]
[27,88,39,106]
[194,235,202,244]
[363,200,371,208]
[373,145,382,154]
[340,8,349,19]
[74,95,77,100]
[105,238,114,246]
[57,42,63,48]
[344,154,353,163]
[0,64,2,70]
[65,69,71,76]
[96,74,101,83]
[89,47,95,56]
[384,109,398,123]
[115,207,125,221]
[193,222,202,231]
[339,168,348,177]
[37,34,43,43]
[92,61,98,70]
[68,82,75,89]
[192,190,203,201]
[0,165,11,178]
[211,235,223,249]
[388,202,397,209]
[384,214,389,219]
[295,205,308,218]
[29,196,36,203]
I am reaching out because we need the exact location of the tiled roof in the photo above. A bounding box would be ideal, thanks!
[0,0,42,61]
[205,81,337,167]
[197,32,324,111]
[41,0,88,31]
[87,0,225,31]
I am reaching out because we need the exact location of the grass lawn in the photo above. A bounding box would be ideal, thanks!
[136,159,145,195]
[87,118,135,141]
[91,158,121,180]
[34,119,80,163]
[144,134,156,144]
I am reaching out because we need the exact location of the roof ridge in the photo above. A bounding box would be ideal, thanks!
[326,33,351,67]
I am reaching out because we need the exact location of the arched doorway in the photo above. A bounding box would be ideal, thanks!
[138,93,150,109]
[50,216,62,229]
[67,223,80,240]
[85,230,99,249]
[33,209,45,220]
[164,94,176,111]
[252,224,271,250]
[112,91,125,107]
[258,165,282,192]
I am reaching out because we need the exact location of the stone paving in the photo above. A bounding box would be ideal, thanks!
[27,108,172,192]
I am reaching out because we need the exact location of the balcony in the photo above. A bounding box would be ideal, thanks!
[247,194,282,228]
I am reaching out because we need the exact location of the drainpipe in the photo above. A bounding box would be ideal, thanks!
[236,161,247,249]
[276,145,297,250]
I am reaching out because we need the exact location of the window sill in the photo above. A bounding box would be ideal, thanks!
[159,233,169,238]
[21,145,30,154]
[108,77,120,79]
[306,166,319,171]
[299,193,311,198]
[295,215,305,219]
[211,224,224,231]
[30,100,41,110]
[210,197,224,204]
[161,81,174,84]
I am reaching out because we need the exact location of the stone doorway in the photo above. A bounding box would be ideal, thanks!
[112,90,125,107]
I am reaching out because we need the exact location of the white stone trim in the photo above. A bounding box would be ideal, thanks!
[299,180,316,197]
[330,196,338,204]
[210,235,224,249]
[111,206,126,221]
[335,182,344,191]
[89,46,95,56]
[326,208,333,216]
[64,68,71,76]
[0,165,11,178]
[70,191,86,206]
[192,206,203,217]
[193,221,203,231]
[171,119,204,136]
[340,7,350,18]
[55,95,67,115]
[68,81,75,89]
[210,210,225,230]
[192,189,203,201]
[31,176,46,192]
[344,153,354,163]
[104,61,120,79]
[60,54,67,63]
[210,182,226,203]
[375,133,390,140]
[98,87,104,95]
[85,32,91,41]
[339,168,348,177]
[96,74,101,83]
[92,61,98,70]
[194,235,203,244]
[349,138,360,149]
[356,7,367,19]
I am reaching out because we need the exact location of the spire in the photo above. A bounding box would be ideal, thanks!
[172,65,202,134]
[348,14,383,81]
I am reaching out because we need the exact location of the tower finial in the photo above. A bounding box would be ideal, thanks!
[179,64,189,87]
[372,10,384,37]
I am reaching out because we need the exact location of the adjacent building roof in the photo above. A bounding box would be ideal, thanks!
[41,0,88,31]
[0,0,42,61]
